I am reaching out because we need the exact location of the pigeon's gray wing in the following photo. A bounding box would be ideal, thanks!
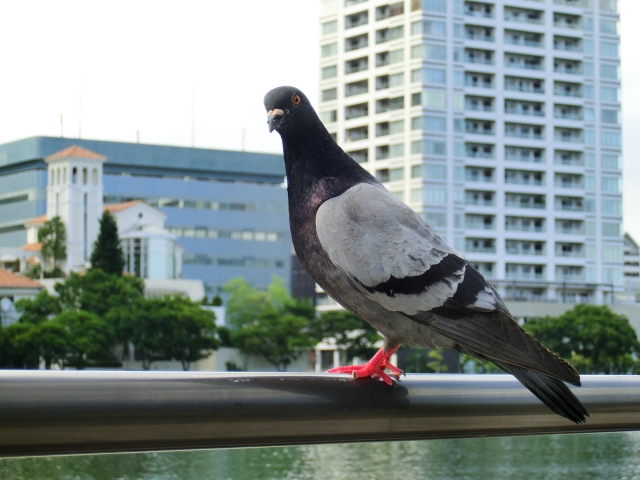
[316,183,580,386]
[316,183,496,316]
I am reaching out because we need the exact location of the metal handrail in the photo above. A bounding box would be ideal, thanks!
[1,371,639,458]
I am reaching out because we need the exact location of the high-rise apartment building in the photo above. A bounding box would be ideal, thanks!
[318,0,622,306]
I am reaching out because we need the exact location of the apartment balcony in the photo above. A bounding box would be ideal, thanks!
[345,103,368,120]
[466,144,495,159]
[465,191,495,206]
[554,37,582,52]
[505,54,544,71]
[465,239,496,253]
[556,244,585,258]
[554,129,583,143]
[464,2,494,18]
[464,72,494,89]
[466,100,494,112]
[465,214,496,230]
[553,61,582,75]
[465,120,495,136]
[556,272,586,282]
[553,13,581,30]
[506,265,546,281]
[505,217,545,233]
[555,176,584,189]
[345,11,368,29]
[554,111,582,121]
[505,78,544,94]
[553,0,587,7]
[504,7,544,25]
[506,241,545,256]
[345,57,368,75]
[505,124,544,140]
[345,34,368,52]
[464,27,494,42]
[504,101,544,117]
[505,194,546,209]
[465,167,495,182]
[347,149,368,163]
[554,86,582,98]
[555,199,584,212]
[345,80,368,98]
[504,34,544,49]
[465,50,494,65]
[344,126,368,143]
[556,222,584,235]
[505,171,544,186]
[554,151,583,166]
[505,147,544,163]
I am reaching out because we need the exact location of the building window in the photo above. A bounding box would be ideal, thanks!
[82,168,88,185]
[321,20,337,36]
[72,167,77,184]
[321,65,338,80]
[321,88,338,102]
[92,168,98,185]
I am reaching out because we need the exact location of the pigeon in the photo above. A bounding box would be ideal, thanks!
[264,85,589,424]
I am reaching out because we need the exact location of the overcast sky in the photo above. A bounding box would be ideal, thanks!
[0,1,637,239]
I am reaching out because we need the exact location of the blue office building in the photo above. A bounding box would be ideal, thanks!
[0,136,291,295]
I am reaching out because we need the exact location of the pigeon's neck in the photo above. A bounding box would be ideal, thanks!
[280,119,375,212]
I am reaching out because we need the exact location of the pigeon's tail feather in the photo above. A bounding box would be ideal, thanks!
[496,361,590,424]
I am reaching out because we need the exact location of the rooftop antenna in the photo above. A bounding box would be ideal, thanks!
[78,65,82,139]
[191,76,195,148]
[60,114,64,138]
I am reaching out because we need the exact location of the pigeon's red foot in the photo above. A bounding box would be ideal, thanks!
[327,346,403,385]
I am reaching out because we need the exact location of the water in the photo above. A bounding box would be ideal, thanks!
[2,432,640,480]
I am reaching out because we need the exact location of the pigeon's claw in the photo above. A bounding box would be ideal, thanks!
[326,346,401,386]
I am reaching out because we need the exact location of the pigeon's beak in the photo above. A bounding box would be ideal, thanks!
[267,109,285,133]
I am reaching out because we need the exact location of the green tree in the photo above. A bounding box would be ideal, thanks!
[14,290,61,325]
[222,277,271,329]
[124,296,219,370]
[404,349,449,374]
[2,323,40,369]
[232,308,317,371]
[38,216,67,275]
[313,310,381,362]
[524,305,640,374]
[90,211,125,275]
[55,310,115,369]
[14,320,70,369]
[222,276,319,371]
[211,294,223,306]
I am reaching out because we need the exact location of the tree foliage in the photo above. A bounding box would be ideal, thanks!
[38,216,67,272]
[223,277,318,371]
[404,349,449,373]
[90,211,125,275]
[1,272,220,370]
[14,290,61,325]
[524,305,640,374]
[123,296,219,370]
[55,310,115,369]
[313,310,380,362]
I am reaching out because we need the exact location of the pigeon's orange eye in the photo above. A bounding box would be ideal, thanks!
[292,94,301,106]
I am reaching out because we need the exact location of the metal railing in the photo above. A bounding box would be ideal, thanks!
[1,371,640,458]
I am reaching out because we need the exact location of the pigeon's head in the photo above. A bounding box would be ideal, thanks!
[264,86,313,134]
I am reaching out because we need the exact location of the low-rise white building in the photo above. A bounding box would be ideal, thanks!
[1,145,201,300]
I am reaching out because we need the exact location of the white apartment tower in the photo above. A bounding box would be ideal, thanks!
[318,0,623,305]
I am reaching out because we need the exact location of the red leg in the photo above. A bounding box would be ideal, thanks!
[327,346,403,385]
